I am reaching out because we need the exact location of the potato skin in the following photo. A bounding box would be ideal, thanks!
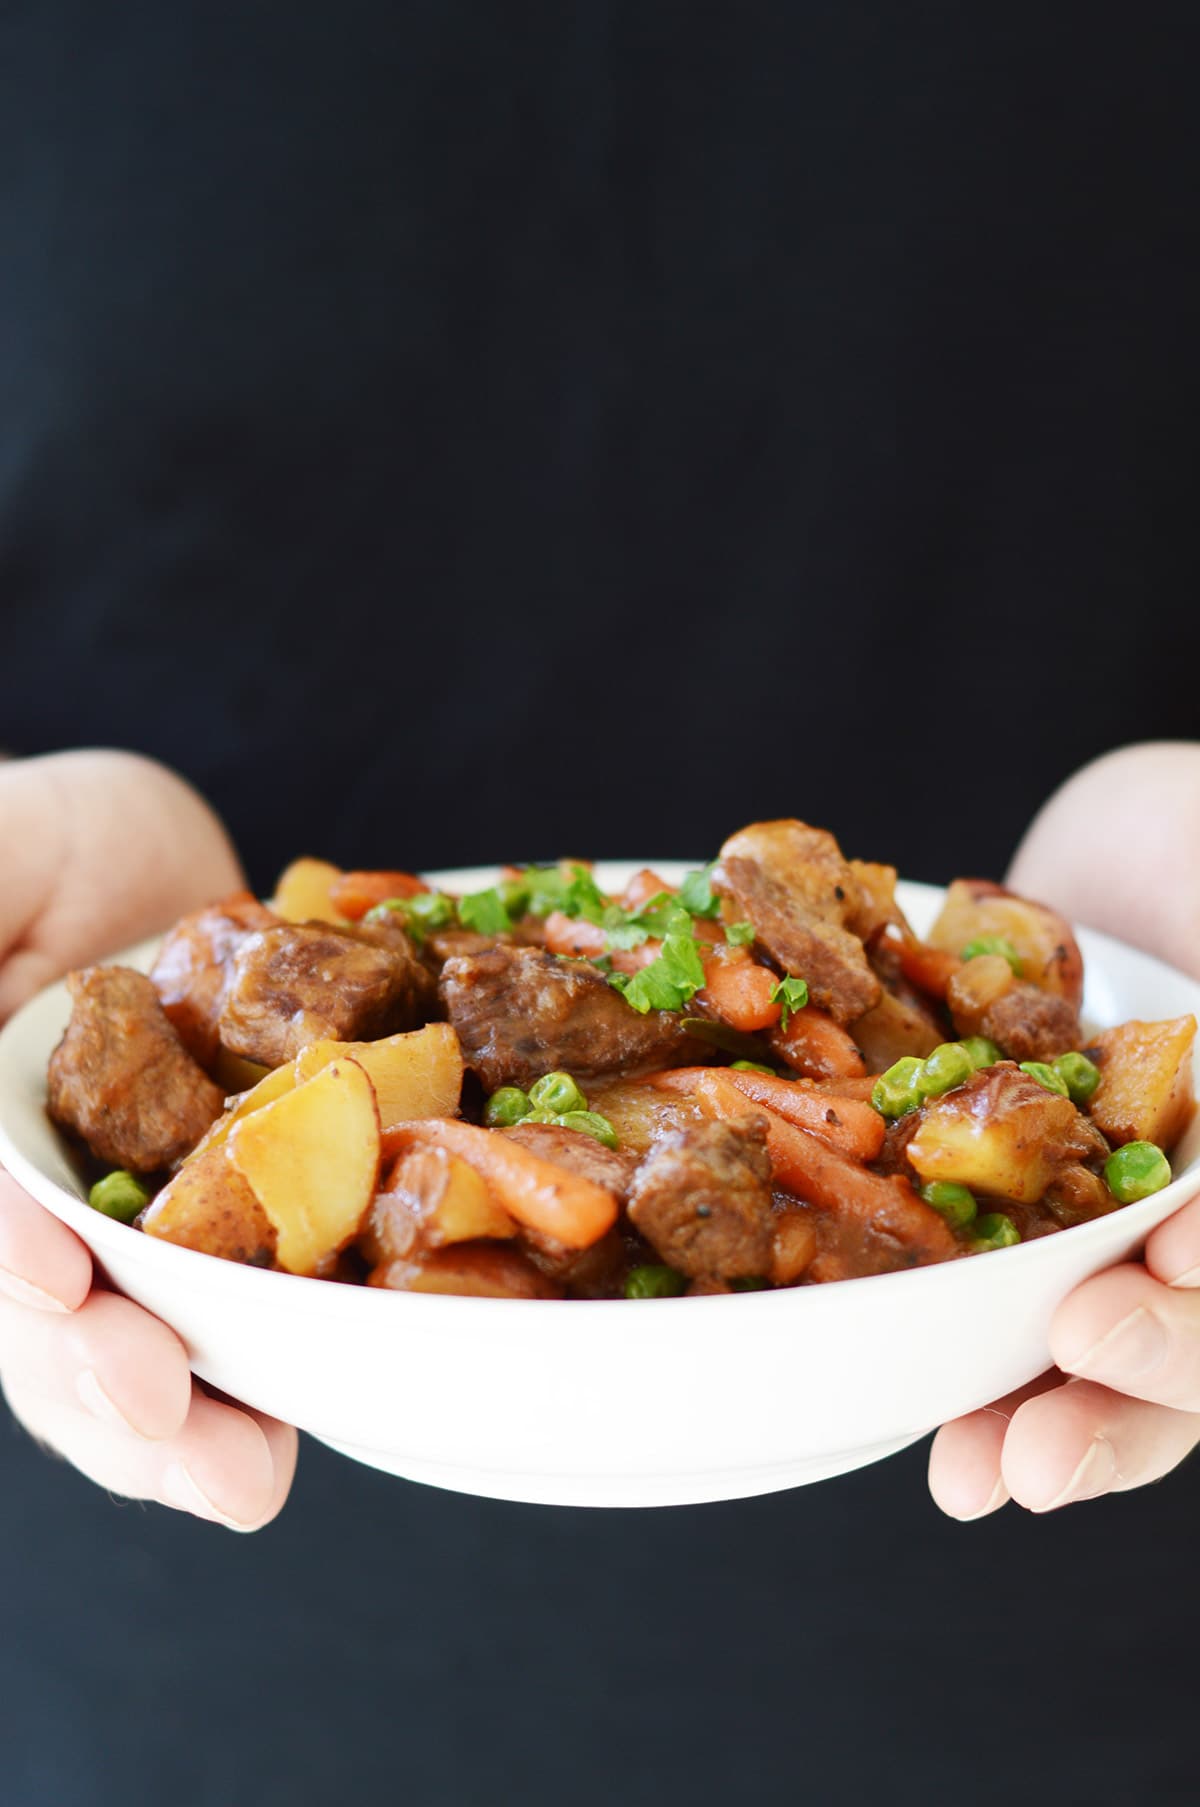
[141,1146,276,1265]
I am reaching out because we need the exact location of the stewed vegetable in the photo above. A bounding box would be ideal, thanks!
[46,815,1196,1299]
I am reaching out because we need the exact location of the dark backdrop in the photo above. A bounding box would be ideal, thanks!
[1,4,1199,1803]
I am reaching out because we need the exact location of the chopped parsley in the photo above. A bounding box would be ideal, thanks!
[678,862,722,920]
[364,891,457,943]
[457,887,513,935]
[608,909,708,1015]
[723,920,755,947]
[769,975,810,1028]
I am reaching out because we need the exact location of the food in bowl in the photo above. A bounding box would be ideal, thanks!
[44,819,1196,1301]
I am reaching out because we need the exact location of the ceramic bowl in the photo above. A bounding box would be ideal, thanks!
[0,864,1197,1509]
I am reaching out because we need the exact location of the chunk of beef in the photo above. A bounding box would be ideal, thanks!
[976,984,1082,1063]
[150,892,279,1068]
[626,1117,775,1282]
[48,967,225,1172]
[716,820,881,1025]
[439,945,700,1092]
[219,923,431,1067]
[337,916,439,1017]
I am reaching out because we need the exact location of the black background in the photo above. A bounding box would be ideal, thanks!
[2,4,1199,1803]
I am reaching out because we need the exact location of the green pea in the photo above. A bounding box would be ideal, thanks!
[961,936,1023,975]
[524,1108,560,1125]
[730,1275,770,1292]
[1019,1060,1070,1098]
[555,1110,619,1150]
[961,1036,1002,1070]
[88,1170,151,1224]
[917,1042,975,1100]
[483,1086,532,1127]
[871,1056,926,1120]
[624,1264,688,1300]
[528,1070,588,1115]
[920,1181,978,1229]
[1104,1141,1172,1204]
[971,1212,1021,1251]
[730,1060,777,1076]
[1053,1051,1101,1106]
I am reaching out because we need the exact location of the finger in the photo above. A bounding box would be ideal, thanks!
[1050,1261,1200,1411]
[0,1287,192,1440]
[1001,1377,1200,1511]
[5,1378,296,1530]
[1144,1188,1200,1290]
[928,1371,1062,1520]
[0,1167,92,1312]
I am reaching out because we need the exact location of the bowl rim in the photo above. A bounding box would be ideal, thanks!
[0,861,1197,1326]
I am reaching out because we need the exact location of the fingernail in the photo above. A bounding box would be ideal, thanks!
[159,1461,259,1531]
[955,1476,1009,1522]
[1036,1435,1118,1512]
[1067,1305,1168,1385]
[75,1368,147,1437]
[0,1267,71,1313]
[1165,1262,1200,1289]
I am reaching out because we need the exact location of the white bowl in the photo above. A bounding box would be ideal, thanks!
[0,865,1198,1510]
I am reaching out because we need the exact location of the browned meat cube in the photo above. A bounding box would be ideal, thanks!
[626,1117,774,1283]
[439,945,700,1092]
[499,1123,640,1294]
[716,820,881,1025]
[219,923,432,1067]
[150,891,279,1068]
[48,967,225,1172]
[948,956,1082,1061]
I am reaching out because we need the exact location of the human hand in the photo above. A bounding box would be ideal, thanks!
[929,741,1200,1518]
[0,751,298,1527]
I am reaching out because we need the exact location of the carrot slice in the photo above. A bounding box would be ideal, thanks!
[768,1008,867,1080]
[619,869,675,912]
[893,933,962,1001]
[543,911,608,957]
[671,1071,955,1264]
[652,1067,884,1161]
[384,1120,618,1250]
[696,948,782,1032]
[330,870,431,920]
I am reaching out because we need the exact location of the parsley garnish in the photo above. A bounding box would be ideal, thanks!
[724,920,755,947]
[458,887,513,935]
[608,909,707,1015]
[678,863,722,920]
[365,891,457,944]
[769,975,809,1028]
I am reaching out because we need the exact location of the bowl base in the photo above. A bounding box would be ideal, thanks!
[310,1428,932,1508]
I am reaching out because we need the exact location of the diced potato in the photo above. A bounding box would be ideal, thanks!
[228,1058,381,1275]
[851,989,944,1069]
[907,1065,1107,1205]
[928,879,1083,1008]
[211,1049,273,1094]
[945,953,1017,1035]
[368,1242,560,1299]
[1089,1016,1197,1151]
[584,1079,709,1158]
[184,1059,298,1164]
[141,1146,276,1264]
[294,1023,463,1132]
[273,857,347,925]
[361,1146,516,1265]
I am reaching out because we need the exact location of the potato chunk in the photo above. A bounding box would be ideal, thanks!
[1089,1016,1197,1151]
[361,1146,517,1266]
[907,1063,1108,1205]
[294,1023,463,1132]
[141,1146,276,1264]
[273,857,347,925]
[228,1059,381,1275]
[928,879,1083,1008]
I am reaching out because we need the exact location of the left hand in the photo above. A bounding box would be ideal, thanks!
[929,741,1200,1517]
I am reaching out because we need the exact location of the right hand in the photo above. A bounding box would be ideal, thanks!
[0,751,297,1528]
